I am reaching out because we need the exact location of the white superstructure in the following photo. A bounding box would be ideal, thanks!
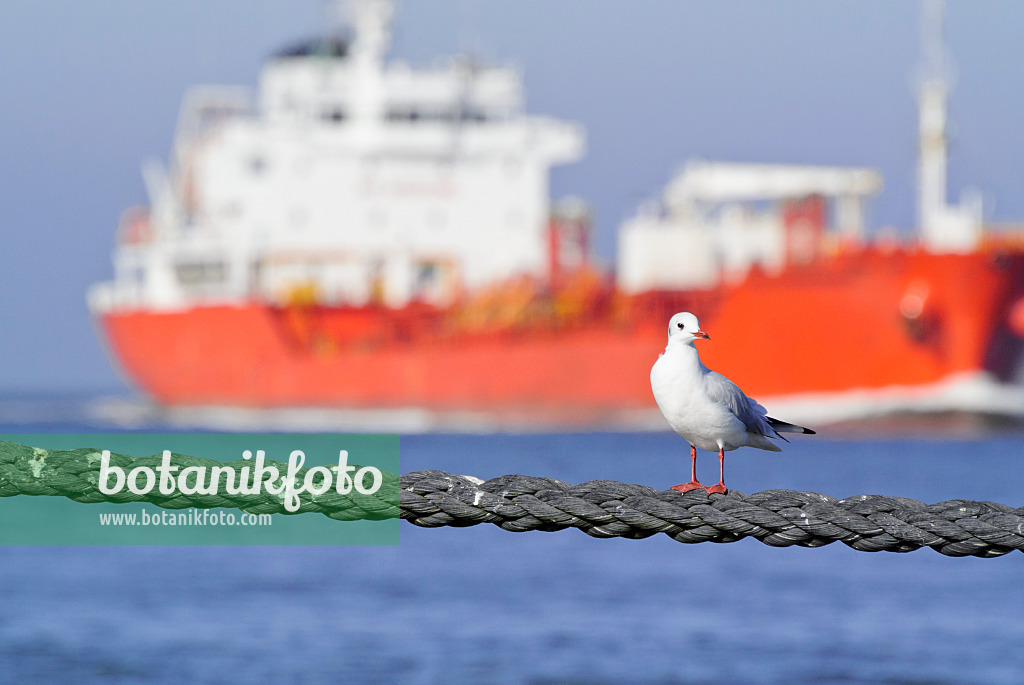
[617,161,882,293]
[91,0,584,313]
[618,0,978,294]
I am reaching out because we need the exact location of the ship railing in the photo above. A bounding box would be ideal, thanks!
[980,225,1024,251]
[86,281,143,314]
[172,86,253,150]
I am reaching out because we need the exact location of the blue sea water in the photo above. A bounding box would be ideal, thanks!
[1,395,1023,684]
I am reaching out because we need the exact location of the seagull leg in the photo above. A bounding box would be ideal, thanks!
[671,445,705,493]
[705,447,728,494]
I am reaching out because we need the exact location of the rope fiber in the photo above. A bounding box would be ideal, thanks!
[2,441,1022,556]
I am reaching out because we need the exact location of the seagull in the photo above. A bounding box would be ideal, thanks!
[650,312,814,494]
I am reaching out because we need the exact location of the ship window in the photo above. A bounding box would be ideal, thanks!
[385,109,422,122]
[175,261,227,285]
[413,261,448,302]
[386,108,486,124]
[416,263,438,288]
[459,109,487,122]
[322,108,346,123]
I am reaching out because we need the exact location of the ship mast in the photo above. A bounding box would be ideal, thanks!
[347,0,393,129]
[916,0,981,252]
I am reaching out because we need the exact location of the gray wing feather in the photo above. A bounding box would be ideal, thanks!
[703,371,776,438]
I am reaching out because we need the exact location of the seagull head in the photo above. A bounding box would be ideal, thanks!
[667,312,710,345]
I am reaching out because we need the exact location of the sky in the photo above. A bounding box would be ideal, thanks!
[1,0,1023,392]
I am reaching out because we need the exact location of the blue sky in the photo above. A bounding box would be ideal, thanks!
[2,0,1023,392]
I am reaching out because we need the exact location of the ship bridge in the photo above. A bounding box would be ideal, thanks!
[91,0,585,314]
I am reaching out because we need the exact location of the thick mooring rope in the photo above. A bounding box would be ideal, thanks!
[0,441,399,521]
[401,471,1024,558]
[3,441,1022,556]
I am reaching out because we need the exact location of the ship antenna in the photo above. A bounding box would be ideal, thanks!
[341,0,393,127]
[920,0,949,86]
[917,0,949,241]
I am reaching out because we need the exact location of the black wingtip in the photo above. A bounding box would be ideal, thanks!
[766,416,815,435]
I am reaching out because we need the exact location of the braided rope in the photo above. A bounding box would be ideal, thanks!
[4,440,1022,556]
[0,440,399,521]
[400,470,1024,558]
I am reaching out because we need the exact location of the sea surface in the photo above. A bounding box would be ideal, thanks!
[1,393,1023,684]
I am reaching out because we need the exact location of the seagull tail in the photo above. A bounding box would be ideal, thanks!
[766,417,816,436]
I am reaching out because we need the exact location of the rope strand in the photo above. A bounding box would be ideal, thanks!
[2,441,1021,556]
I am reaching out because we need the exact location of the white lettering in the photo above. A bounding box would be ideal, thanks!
[335,450,355,494]
[282,450,306,512]
[127,465,155,495]
[304,466,333,497]
[98,450,125,494]
[93,447,382,514]
[253,451,283,495]
[177,465,212,495]
[355,466,383,495]
[156,451,179,495]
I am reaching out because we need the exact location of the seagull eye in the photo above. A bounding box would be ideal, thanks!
[676,322,684,329]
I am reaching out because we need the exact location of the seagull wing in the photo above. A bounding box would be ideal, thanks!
[766,417,816,435]
[703,370,776,438]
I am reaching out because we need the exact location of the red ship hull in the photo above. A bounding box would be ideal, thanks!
[97,250,1024,411]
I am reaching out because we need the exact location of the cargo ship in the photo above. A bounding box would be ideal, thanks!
[89,0,1024,420]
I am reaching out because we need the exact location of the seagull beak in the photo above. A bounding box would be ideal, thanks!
[693,330,710,341]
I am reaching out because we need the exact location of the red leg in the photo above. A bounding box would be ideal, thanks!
[705,447,728,494]
[671,445,705,493]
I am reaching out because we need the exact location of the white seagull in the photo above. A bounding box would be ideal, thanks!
[650,312,814,494]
